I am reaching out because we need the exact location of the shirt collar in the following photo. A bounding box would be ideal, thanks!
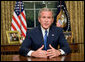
[41,26,49,33]
[41,26,49,37]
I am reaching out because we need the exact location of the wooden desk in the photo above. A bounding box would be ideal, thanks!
[1,45,20,54]
[1,43,83,54]
[1,53,84,61]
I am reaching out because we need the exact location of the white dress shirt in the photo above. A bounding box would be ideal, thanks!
[27,26,65,56]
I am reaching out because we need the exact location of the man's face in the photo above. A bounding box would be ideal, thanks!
[38,11,54,29]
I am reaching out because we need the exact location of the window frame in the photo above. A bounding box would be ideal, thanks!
[23,1,58,29]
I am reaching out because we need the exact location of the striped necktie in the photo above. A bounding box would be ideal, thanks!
[44,30,47,50]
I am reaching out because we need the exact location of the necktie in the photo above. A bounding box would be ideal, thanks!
[44,30,47,50]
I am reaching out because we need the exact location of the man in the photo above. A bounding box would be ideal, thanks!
[19,8,71,58]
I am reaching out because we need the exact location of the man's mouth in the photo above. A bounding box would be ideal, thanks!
[44,24,48,26]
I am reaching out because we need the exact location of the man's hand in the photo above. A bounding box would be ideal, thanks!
[47,44,61,58]
[31,45,47,58]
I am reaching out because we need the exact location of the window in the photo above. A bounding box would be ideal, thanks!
[23,1,60,29]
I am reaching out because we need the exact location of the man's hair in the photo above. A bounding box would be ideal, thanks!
[38,8,54,18]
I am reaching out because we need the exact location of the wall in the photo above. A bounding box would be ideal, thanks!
[1,1,84,45]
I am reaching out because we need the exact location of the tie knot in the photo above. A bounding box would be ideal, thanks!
[45,30,47,34]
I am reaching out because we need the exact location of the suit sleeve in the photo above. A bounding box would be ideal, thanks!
[19,30,32,56]
[58,28,71,54]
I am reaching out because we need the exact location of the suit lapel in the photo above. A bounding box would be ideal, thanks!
[37,25,56,47]
[47,26,55,45]
[37,25,44,45]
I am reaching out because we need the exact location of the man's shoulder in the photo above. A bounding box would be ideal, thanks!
[31,26,39,31]
[51,25,63,31]
[51,25,64,36]
[27,26,39,33]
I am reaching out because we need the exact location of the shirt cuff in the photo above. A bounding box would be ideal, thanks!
[27,50,34,56]
[59,49,65,55]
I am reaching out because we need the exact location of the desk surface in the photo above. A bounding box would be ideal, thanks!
[1,53,84,61]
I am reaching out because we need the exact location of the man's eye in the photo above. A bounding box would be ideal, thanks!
[42,16,45,18]
[48,17,51,19]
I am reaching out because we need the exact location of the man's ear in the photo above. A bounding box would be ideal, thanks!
[52,18,54,23]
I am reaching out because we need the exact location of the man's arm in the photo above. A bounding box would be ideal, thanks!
[19,30,32,56]
[58,28,71,55]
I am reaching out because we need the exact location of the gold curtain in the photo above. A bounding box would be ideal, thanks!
[65,1,84,43]
[1,1,16,45]
[1,1,84,45]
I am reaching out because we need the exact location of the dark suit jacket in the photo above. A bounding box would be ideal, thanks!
[19,25,71,56]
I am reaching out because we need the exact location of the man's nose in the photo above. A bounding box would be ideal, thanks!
[45,18,48,22]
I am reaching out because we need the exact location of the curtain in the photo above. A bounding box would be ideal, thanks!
[65,1,84,43]
[1,1,84,45]
[1,1,16,45]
